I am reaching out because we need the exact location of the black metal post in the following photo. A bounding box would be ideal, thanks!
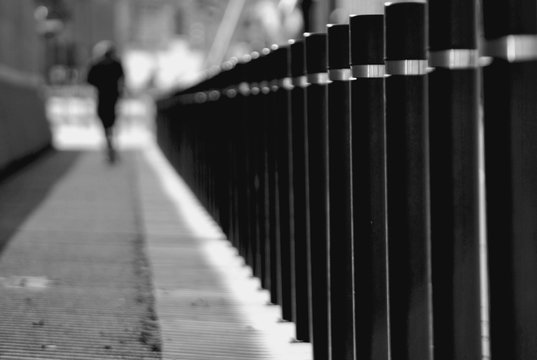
[483,0,537,357]
[350,11,390,360]
[327,23,355,360]
[236,61,252,266]
[428,0,482,358]
[273,46,294,322]
[249,52,270,288]
[305,31,330,360]
[384,2,432,360]
[289,39,311,342]
[264,48,282,306]
[242,56,258,272]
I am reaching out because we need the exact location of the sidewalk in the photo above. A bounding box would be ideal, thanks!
[0,150,160,359]
[0,118,312,359]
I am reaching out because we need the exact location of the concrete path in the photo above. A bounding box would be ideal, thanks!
[0,122,312,359]
[0,150,160,359]
[136,144,312,360]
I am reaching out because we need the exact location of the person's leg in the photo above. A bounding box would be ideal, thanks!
[104,125,116,163]
[98,97,118,163]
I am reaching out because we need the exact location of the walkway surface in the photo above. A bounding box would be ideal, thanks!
[0,110,312,360]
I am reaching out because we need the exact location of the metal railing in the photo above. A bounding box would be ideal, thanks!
[156,0,537,359]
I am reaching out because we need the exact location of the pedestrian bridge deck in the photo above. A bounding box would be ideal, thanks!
[0,124,311,360]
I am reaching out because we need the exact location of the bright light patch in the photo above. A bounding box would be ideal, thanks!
[143,142,312,360]
[0,276,52,290]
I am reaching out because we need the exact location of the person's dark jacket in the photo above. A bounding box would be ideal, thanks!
[87,56,124,128]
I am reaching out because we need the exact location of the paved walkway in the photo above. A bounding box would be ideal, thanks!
[0,150,160,359]
[0,121,312,359]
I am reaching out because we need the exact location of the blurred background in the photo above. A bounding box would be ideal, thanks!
[1,0,362,91]
[0,0,357,149]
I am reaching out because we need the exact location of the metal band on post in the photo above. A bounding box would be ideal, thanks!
[278,77,293,90]
[485,35,537,63]
[385,0,426,3]
[292,76,308,87]
[269,79,279,92]
[386,60,428,75]
[195,92,207,103]
[307,72,330,84]
[259,81,271,94]
[224,87,238,98]
[250,82,260,95]
[210,90,220,101]
[328,68,352,81]
[238,82,250,96]
[352,64,385,78]
[429,49,479,69]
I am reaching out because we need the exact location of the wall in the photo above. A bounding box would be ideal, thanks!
[0,0,43,76]
[0,0,52,173]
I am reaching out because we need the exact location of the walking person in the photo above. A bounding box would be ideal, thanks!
[87,41,125,163]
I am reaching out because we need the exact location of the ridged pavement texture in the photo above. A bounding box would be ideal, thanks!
[0,140,312,360]
[0,150,160,359]
[136,144,312,360]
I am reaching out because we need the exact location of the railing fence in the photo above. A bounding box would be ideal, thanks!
[156,0,537,359]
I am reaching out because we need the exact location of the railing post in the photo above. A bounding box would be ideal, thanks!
[235,60,252,263]
[242,52,265,278]
[289,39,311,342]
[305,31,330,360]
[264,48,282,306]
[273,46,295,322]
[384,1,433,359]
[326,23,355,360]
[256,52,272,293]
[224,63,242,250]
[350,7,390,359]
[483,0,537,357]
[428,0,482,358]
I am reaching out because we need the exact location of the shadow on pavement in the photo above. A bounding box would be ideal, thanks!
[0,150,82,255]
